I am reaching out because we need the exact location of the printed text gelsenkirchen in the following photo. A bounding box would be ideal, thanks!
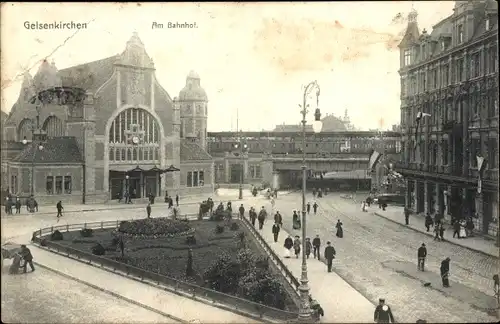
[24,21,88,30]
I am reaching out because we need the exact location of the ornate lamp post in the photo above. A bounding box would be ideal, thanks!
[298,80,322,322]
[234,140,248,200]
[125,174,130,201]
[21,103,44,197]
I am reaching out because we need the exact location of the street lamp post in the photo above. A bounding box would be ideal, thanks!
[298,80,322,322]
[234,139,248,200]
[21,104,44,197]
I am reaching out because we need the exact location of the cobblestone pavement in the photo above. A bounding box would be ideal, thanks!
[272,193,499,323]
[1,265,176,323]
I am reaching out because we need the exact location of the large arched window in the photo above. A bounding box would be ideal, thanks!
[108,108,161,163]
[43,116,64,137]
[18,118,33,141]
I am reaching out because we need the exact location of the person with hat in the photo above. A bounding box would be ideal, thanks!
[324,241,336,272]
[417,243,427,271]
[20,244,35,273]
[374,298,395,323]
[440,257,451,287]
[312,234,321,260]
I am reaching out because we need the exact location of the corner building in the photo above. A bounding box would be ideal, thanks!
[397,1,498,236]
[1,33,214,204]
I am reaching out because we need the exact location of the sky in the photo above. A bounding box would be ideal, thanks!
[1,1,455,131]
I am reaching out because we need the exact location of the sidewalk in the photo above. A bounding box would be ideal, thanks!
[373,207,499,258]
[243,214,374,323]
[27,244,260,324]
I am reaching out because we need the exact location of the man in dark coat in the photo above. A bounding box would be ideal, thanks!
[374,298,395,323]
[15,197,21,214]
[306,202,311,214]
[249,207,257,227]
[312,235,321,260]
[313,202,318,214]
[239,204,245,220]
[404,207,410,225]
[324,241,336,272]
[257,206,267,230]
[440,257,451,287]
[424,213,433,232]
[175,194,179,206]
[272,222,280,242]
[168,196,173,208]
[452,220,461,238]
[146,203,152,218]
[417,243,427,271]
[56,201,63,221]
[21,245,35,273]
[274,211,283,227]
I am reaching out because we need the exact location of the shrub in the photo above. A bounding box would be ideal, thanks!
[230,222,239,231]
[50,230,63,241]
[238,269,286,309]
[40,239,47,247]
[215,224,225,234]
[185,235,197,245]
[80,228,94,237]
[110,237,120,247]
[91,243,106,256]
[118,218,191,236]
[203,253,241,293]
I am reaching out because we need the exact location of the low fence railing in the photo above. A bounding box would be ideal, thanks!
[32,216,299,322]
[240,215,301,294]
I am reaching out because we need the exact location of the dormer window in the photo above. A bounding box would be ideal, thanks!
[404,49,412,66]
[441,40,446,51]
[457,24,464,44]
[486,18,490,31]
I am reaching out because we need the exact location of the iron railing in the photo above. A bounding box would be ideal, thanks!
[32,216,299,321]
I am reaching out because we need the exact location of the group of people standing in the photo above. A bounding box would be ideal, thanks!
[416,242,452,288]
[4,195,39,214]
[282,234,338,272]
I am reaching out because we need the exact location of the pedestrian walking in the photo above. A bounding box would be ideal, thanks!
[146,202,152,218]
[274,211,283,227]
[283,235,293,258]
[439,224,445,241]
[440,257,451,287]
[20,245,35,273]
[249,207,257,227]
[452,220,461,238]
[15,197,21,214]
[305,238,312,259]
[335,220,343,238]
[424,213,433,232]
[404,207,410,225]
[465,217,475,237]
[312,235,321,260]
[433,224,440,241]
[307,202,311,214]
[272,222,280,243]
[239,204,245,220]
[4,197,9,215]
[313,202,318,214]
[175,194,179,207]
[374,298,395,323]
[56,201,64,222]
[324,241,336,272]
[168,196,173,208]
[293,236,301,258]
[417,243,427,271]
[292,210,301,229]
[257,206,267,230]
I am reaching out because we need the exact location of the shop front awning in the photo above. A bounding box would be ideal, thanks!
[109,164,181,173]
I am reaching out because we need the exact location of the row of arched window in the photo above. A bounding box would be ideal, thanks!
[18,116,63,140]
[109,147,160,162]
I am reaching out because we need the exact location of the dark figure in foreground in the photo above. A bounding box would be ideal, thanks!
[249,207,257,227]
[417,243,427,271]
[324,241,336,272]
[440,257,451,287]
[15,198,21,214]
[312,235,321,260]
[309,295,324,318]
[21,245,35,273]
[335,220,343,238]
[272,222,280,242]
[374,298,394,323]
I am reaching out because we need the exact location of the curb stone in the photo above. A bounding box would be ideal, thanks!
[373,212,498,259]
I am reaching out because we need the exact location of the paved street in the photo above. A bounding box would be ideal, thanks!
[1,266,175,323]
[272,193,499,323]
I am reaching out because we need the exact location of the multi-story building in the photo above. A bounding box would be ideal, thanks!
[1,33,214,204]
[208,128,401,190]
[396,1,498,236]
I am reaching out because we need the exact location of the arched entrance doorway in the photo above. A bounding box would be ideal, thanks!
[107,107,163,200]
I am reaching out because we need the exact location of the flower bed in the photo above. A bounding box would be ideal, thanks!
[118,218,192,237]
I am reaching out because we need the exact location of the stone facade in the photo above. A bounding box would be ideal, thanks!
[397,1,499,236]
[1,33,214,204]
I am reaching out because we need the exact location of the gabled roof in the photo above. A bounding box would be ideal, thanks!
[58,56,118,94]
[180,140,212,161]
[12,137,83,164]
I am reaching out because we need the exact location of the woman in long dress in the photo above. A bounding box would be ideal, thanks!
[335,220,344,238]
[459,220,467,238]
[293,211,301,229]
